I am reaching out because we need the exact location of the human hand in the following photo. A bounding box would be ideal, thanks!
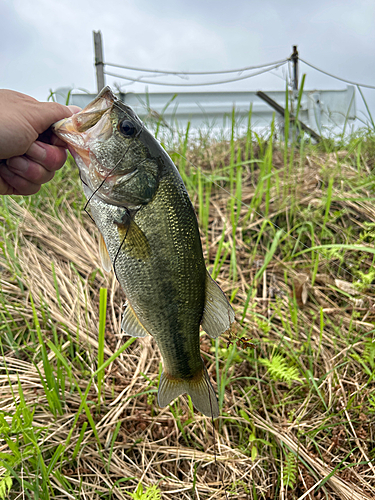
[0,89,80,195]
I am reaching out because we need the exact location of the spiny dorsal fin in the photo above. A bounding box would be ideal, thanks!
[201,270,235,338]
[121,302,150,337]
[99,234,112,273]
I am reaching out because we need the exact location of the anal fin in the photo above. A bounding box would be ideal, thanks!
[121,302,150,338]
[201,270,235,338]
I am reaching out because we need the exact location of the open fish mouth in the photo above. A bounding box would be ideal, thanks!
[52,88,115,172]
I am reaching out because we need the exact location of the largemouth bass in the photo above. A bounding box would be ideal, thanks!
[53,87,235,417]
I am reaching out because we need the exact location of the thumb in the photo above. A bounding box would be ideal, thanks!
[32,102,75,134]
[68,105,82,114]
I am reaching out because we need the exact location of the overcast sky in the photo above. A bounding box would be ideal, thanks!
[3,0,375,123]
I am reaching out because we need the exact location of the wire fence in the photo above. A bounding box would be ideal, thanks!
[104,58,289,76]
[102,54,375,91]
[99,49,375,129]
[104,61,288,87]
[299,58,375,90]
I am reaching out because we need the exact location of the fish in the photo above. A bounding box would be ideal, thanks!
[52,87,235,417]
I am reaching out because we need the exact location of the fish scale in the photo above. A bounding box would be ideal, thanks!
[87,178,205,380]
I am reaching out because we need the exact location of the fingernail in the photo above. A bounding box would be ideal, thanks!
[6,156,29,172]
[27,142,47,162]
[68,105,82,114]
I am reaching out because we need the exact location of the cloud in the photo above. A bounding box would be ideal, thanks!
[1,0,374,117]
[1,2,34,62]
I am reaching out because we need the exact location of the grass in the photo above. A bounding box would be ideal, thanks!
[1,92,375,498]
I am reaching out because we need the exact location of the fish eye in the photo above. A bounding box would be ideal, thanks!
[119,120,136,137]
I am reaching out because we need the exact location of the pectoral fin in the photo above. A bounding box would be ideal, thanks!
[116,217,151,261]
[201,271,235,338]
[99,234,112,273]
[121,302,150,337]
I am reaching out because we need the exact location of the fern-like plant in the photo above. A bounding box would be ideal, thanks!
[128,483,161,500]
[363,338,375,370]
[0,475,12,500]
[259,354,302,387]
[283,452,297,489]
[351,338,375,378]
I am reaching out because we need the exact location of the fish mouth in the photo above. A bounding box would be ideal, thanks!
[52,87,116,172]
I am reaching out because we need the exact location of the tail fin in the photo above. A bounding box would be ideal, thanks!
[158,365,219,418]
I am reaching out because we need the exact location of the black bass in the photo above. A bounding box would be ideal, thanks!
[53,87,234,417]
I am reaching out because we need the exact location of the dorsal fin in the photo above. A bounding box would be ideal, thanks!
[201,271,235,338]
[99,234,112,273]
[121,302,150,337]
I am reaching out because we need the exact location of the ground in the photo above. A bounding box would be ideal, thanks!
[0,120,375,499]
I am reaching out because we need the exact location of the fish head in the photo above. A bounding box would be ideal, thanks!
[52,87,160,207]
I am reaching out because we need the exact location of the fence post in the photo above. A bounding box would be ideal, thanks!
[93,31,105,93]
[291,45,299,91]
